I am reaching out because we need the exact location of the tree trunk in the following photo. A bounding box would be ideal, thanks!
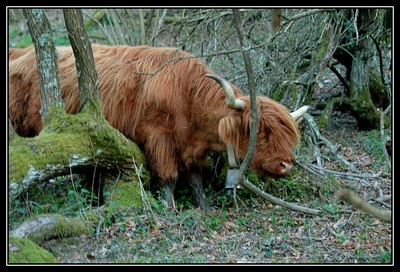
[63,9,100,113]
[22,9,64,126]
[349,45,381,129]
[335,9,391,129]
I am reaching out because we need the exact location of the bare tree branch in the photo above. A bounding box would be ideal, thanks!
[232,9,258,209]
[230,10,321,216]
[284,9,335,21]
[336,189,391,223]
[378,105,391,167]
[242,179,321,215]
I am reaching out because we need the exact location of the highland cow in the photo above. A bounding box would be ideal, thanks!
[8,44,308,209]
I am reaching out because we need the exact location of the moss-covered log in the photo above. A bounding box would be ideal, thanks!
[10,214,90,244]
[8,110,150,202]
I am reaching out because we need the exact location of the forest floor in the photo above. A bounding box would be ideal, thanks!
[38,110,393,265]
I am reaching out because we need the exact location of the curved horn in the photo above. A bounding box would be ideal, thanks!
[206,74,245,109]
[290,105,309,121]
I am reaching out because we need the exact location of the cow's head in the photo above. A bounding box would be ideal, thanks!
[206,74,308,177]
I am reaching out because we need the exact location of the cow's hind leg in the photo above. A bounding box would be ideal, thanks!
[189,167,212,210]
[161,179,177,210]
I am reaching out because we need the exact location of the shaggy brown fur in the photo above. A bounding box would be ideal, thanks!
[8,44,300,206]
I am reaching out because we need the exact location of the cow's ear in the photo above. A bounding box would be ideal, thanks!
[218,116,240,144]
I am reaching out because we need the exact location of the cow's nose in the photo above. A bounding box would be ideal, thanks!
[280,161,293,174]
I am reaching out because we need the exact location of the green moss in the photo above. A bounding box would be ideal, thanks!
[9,26,33,48]
[271,83,285,101]
[318,97,346,131]
[9,131,91,183]
[349,86,382,129]
[105,181,156,211]
[9,108,152,227]
[297,57,311,72]
[9,109,150,187]
[289,68,298,103]
[369,70,384,90]
[318,100,334,130]
[253,168,323,203]
[318,112,329,131]
[8,236,58,264]
[315,21,329,65]
[13,214,90,244]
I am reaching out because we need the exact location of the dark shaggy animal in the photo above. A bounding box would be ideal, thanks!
[8,44,308,209]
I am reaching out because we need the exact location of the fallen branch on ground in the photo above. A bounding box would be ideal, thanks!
[303,112,356,171]
[239,179,321,216]
[336,189,391,223]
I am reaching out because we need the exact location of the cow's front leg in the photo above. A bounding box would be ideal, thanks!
[189,167,212,210]
[161,179,177,210]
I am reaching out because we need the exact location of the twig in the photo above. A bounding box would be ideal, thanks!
[325,222,341,238]
[378,104,391,167]
[307,164,382,186]
[105,10,118,45]
[371,198,391,209]
[353,9,359,45]
[336,189,391,223]
[311,165,382,179]
[284,9,335,22]
[150,9,167,46]
[111,9,129,45]
[295,161,327,180]
[239,179,321,216]
[303,113,357,171]
[81,10,115,45]
[329,65,350,91]
[306,132,324,175]
[133,156,153,214]
[95,212,105,239]
[376,195,391,202]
